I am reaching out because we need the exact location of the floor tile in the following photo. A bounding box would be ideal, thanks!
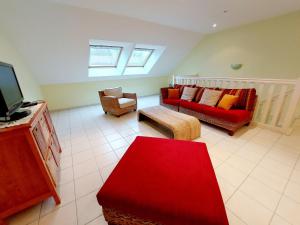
[39,202,77,225]
[61,147,72,158]
[100,162,118,182]
[89,137,108,147]
[276,196,300,225]
[72,150,93,165]
[290,169,300,185]
[284,181,300,203]
[95,152,118,169]
[226,155,256,174]
[105,133,122,142]
[209,145,234,161]
[270,214,291,225]
[226,208,247,225]
[71,141,91,154]
[114,146,127,159]
[258,157,293,179]
[210,156,223,168]
[40,181,75,216]
[266,147,298,167]
[239,177,281,211]
[73,159,98,179]
[58,167,74,185]
[8,204,41,225]
[109,138,129,150]
[76,191,102,225]
[86,216,107,225]
[216,163,247,187]
[226,191,273,225]
[92,143,113,156]
[250,166,288,192]
[119,128,136,137]
[60,156,73,170]
[216,175,237,202]
[75,171,103,199]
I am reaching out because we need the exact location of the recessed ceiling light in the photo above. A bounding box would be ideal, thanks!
[212,23,217,28]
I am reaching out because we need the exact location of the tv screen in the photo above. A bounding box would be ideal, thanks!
[0,62,24,116]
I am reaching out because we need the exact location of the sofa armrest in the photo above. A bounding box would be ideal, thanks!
[100,95,120,109]
[249,95,258,119]
[123,93,137,100]
[160,87,169,99]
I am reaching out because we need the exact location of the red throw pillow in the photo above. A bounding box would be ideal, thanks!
[168,89,180,99]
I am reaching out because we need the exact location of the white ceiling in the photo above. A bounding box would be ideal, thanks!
[50,0,300,33]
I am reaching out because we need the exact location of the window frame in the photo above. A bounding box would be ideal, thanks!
[127,48,154,68]
[88,45,123,68]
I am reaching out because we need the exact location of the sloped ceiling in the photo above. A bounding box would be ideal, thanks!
[1,0,300,85]
[50,0,300,33]
[0,0,202,84]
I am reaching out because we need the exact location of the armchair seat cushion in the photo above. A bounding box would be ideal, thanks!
[118,98,136,109]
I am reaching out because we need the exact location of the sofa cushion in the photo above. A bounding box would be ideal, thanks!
[180,100,251,123]
[174,84,196,96]
[104,87,123,98]
[181,87,198,101]
[199,89,223,106]
[168,88,180,99]
[118,98,136,109]
[218,94,239,110]
[163,98,181,106]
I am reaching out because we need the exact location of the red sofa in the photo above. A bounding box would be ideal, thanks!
[160,85,257,135]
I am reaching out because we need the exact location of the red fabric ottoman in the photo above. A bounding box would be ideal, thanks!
[97,136,228,225]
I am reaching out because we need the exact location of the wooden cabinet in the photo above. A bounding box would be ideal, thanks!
[0,102,61,224]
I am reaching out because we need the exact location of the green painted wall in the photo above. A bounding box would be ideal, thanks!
[173,11,300,79]
[0,32,43,101]
[41,76,169,110]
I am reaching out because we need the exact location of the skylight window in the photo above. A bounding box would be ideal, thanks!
[127,48,154,67]
[88,40,166,77]
[89,45,122,67]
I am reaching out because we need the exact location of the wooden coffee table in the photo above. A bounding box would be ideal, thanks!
[138,105,200,140]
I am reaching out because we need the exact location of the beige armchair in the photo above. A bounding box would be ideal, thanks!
[98,87,137,117]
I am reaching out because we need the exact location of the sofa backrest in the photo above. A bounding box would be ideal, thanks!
[222,88,257,111]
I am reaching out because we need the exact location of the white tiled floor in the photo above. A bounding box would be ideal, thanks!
[8,95,300,225]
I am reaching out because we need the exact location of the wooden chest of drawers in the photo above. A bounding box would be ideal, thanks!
[0,102,61,224]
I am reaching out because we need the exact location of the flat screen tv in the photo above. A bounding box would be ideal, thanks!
[0,61,30,121]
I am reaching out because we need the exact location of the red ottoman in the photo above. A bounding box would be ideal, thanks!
[97,136,228,225]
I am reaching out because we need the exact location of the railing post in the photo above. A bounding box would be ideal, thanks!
[282,78,300,134]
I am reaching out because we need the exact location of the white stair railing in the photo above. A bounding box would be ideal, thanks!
[173,75,300,134]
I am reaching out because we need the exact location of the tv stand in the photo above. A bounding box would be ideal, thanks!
[0,109,31,122]
[0,102,61,224]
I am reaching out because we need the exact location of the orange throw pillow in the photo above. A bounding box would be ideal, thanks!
[168,89,180,99]
[217,94,238,110]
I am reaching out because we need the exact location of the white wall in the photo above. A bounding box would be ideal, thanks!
[0,30,43,101]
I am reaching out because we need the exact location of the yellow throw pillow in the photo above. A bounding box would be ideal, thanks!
[218,94,239,110]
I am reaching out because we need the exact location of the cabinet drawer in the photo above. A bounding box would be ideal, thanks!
[32,125,47,160]
[50,137,60,167]
[40,116,50,143]
[46,151,58,185]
